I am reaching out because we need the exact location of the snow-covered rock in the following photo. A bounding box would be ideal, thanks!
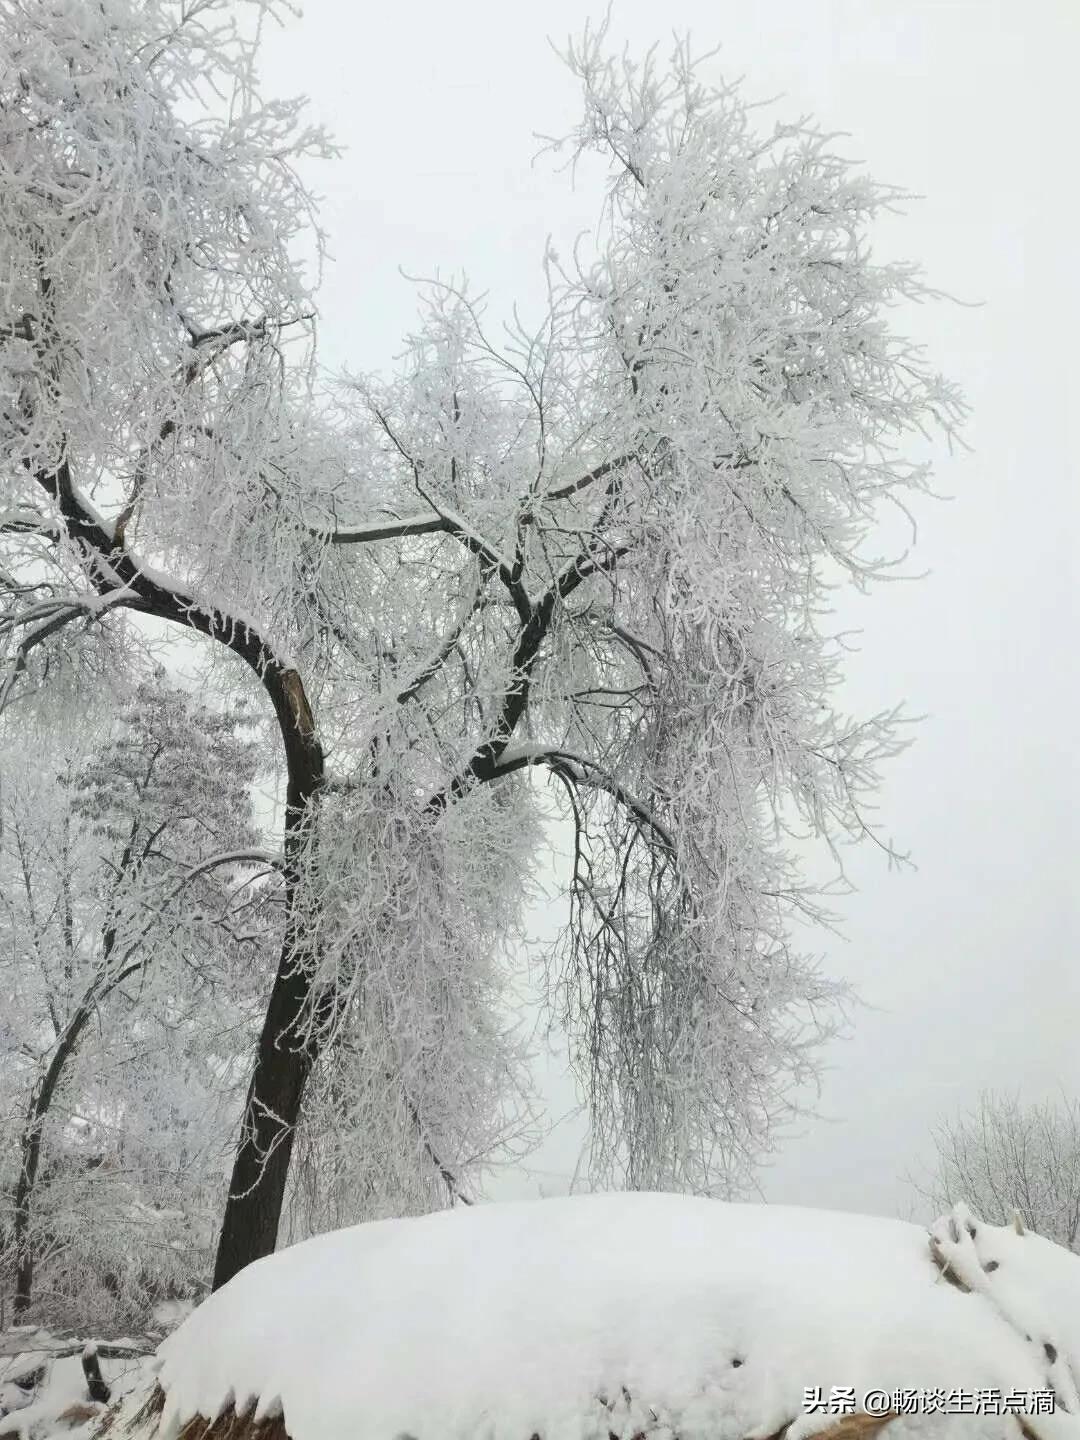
[108,1194,1080,1440]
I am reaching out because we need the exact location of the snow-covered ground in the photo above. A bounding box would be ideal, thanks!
[0,1335,157,1440]
[104,1193,1080,1440]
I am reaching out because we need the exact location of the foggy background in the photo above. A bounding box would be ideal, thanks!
[256,0,1079,1220]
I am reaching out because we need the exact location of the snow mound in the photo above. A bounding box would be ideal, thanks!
[124,1194,1080,1440]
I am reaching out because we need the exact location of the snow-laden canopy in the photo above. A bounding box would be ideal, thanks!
[111,1194,1080,1440]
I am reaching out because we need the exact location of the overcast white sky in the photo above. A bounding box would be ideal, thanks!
[257,0,1079,1222]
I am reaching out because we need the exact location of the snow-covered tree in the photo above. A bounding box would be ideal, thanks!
[0,677,274,1325]
[914,1092,1080,1251]
[0,0,965,1288]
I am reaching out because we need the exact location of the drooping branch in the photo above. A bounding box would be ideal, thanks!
[0,592,137,712]
[489,745,676,856]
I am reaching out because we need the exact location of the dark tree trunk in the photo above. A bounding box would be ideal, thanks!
[12,1004,93,1316]
[212,671,324,1291]
[12,1097,46,1318]
[209,930,318,1289]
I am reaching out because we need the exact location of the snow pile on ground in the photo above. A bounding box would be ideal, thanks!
[0,1333,156,1440]
[109,1193,1080,1440]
